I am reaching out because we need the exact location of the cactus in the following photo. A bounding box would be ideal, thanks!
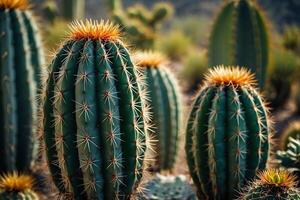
[137,174,197,200]
[266,48,299,109]
[0,172,39,200]
[0,0,44,173]
[61,0,85,20]
[108,0,173,50]
[134,51,181,171]
[276,137,300,180]
[185,66,271,199]
[208,0,269,88]
[239,169,300,200]
[279,122,300,150]
[40,20,151,199]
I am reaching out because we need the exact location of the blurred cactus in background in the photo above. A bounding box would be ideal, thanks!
[0,0,44,173]
[137,174,197,200]
[40,20,151,199]
[61,0,85,20]
[279,121,300,150]
[0,173,38,200]
[208,0,269,89]
[283,25,300,55]
[108,0,174,50]
[134,51,181,171]
[185,66,271,199]
[239,169,300,200]
[266,48,300,110]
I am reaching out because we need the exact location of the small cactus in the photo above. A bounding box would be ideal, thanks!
[185,66,271,199]
[208,0,269,88]
[134,51,181,171]
[40,20,151,199]
[138,174,197,200]
[239,169,300,200]
[0,0,44,173]
[0,172,38,200]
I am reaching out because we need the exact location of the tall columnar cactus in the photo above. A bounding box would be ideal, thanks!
[61,0,85,20]
[0,172,39,200]
[134,51,181,171]
[239,169,300,200]
[40,20,151,199]
[0,0,44,173]
[185,66,271,199]
[108,0,173,50]
[208,0,269,88]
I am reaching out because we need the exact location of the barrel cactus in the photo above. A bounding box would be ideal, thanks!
[134,51,181,171]
[40,20,151,199]
[208,0,269,88]
[0,172,38,200]
[138,174,197,200]
[239,169,300,200]
[185,66,271,199]
[0,0,44,173]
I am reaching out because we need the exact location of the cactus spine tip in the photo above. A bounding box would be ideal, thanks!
[0,0,28,10]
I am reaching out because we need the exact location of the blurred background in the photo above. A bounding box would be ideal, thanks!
[35,0,300,136]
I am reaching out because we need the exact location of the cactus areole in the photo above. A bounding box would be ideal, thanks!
[134,51,181,171]
[208,0,269,88]
[41,20,150,200]
[185,66,271,200]
[0,0,44,173]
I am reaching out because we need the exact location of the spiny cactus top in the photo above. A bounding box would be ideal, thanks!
[239,169,300,200]
[0,0,44,173]
[185,66,271,200]
[0,172,38,200]
[137,174,197,200]
[134,51,181,171]
[208,0,269,88]
[41,20,151,200]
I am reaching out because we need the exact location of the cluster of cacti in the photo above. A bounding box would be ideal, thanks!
[266,48,299,109]
[134,51,181,171]
[61,0,85,20]
[185,66,271,199]
[0,173,38,200]
[137,174,197,200]
[208,0,269,88]
[239,169,300,200]
[40,20,151,199]
[108,0,173,50]
[0,0,44,173]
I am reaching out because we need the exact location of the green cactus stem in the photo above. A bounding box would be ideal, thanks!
[239,169,300,200]
[185,66,271,199]
[134,51,181,171]
[0,172,39,200]
[208,0,269,88]
[40,20,151,200]
[0,0,44,173]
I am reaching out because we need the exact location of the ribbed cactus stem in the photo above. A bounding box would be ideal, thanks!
[41,20,150,199]
[185,66,271,199]
[0,0,43,173]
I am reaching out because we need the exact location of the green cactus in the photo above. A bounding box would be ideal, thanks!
[40,20,151,199]
[185,66,271,199]
[208,0,269,88]
[0,173,39,200]
[109,0,173,50]
[61,0,85,20]
[239,169,300,200]
[0,0,44,173]
[137,174,197,200]
[279,122,300,150]
[134,51,181,171]
[266,48,299,109]
[276,137,300,180]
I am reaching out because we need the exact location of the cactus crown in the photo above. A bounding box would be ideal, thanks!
[68,19,121,41]
[257,169,297,188]
[0,172,34,192]
[134,51,167,68]
[0,0,28,10]
[204,66,256,86]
